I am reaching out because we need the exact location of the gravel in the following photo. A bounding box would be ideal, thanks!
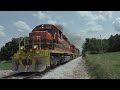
[0,70,14,78]
[39,57,90,79]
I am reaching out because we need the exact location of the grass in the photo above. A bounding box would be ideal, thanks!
[0,61,12,70]
[85,52,120,79]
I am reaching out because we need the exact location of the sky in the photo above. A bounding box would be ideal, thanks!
[0,11,120,50]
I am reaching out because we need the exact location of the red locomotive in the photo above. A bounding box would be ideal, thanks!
[12,24,80,72]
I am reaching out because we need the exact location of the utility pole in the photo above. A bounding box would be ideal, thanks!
[23,38,25,50]
[100,35,103,53]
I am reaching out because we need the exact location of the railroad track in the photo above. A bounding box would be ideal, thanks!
[1,72,35,79]
[1,68,50,79]
[0,60,70,79]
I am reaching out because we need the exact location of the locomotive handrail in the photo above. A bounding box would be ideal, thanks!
[19,36,27,50]
[32,36,41,49]
[19,37,24,50]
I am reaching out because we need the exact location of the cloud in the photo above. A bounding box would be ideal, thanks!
[86,21,104,33]
[69,21,74,24]
[77,11,94,19]
[47,19,57,25]
[77,11,112,23]
[99,11,113,19]
[77,11,113,33]
[87,25,104,33]
[77,11,113,22]
[33,11,51,20]
[13,21,31,32]
[0,25,6,37]
[87,21,97,25]
[62,22,67,26]
[33,11,67,27]
[46,19,66,27]
[112,18,120,31]
[92,14,106,22]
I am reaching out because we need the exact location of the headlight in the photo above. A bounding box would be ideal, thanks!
[20,46,24,50]
[34,45,37,49]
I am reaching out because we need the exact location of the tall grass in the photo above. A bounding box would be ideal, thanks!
[85,52,120,79]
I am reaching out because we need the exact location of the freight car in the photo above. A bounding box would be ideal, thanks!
[12,24,80,72]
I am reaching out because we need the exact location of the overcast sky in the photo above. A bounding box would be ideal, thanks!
[0,11,120,49]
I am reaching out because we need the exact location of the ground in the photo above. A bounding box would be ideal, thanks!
[0,57,90,79]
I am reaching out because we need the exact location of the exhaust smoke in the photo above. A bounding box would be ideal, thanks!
[55,24,84,51]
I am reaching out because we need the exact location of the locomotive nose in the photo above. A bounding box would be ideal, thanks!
[22,58,32,65]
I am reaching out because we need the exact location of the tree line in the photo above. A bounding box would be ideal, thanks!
[0,37,28,61]
[82,34,120,55]
[0,34,120,61]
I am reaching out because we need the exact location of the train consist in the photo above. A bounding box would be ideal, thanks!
[12,24,80,72]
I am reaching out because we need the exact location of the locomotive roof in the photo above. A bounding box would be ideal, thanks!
[33,24,61,31]
[33,24,67,38]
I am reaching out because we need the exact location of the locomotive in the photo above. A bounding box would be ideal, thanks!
[12,24,80,72]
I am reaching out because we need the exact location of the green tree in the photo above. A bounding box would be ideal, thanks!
[0,37,28,61]
[108,34,120,52]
